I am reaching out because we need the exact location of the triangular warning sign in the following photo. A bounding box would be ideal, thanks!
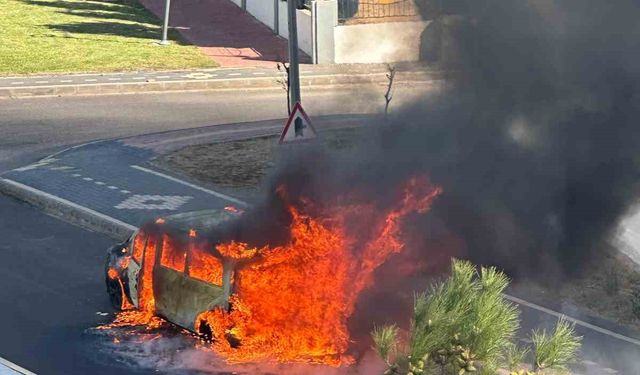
[279,102,317,144]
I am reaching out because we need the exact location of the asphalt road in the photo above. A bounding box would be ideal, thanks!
[1,87,640,374]
[0,86,421,374]
[0,85,428,172]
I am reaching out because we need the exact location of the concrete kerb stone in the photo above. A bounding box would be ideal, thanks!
[0,178,134,241]
[0,70,444,99]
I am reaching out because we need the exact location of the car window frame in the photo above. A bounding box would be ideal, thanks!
[158,232,188,274]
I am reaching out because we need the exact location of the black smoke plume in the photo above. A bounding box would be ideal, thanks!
[214,0,640,281]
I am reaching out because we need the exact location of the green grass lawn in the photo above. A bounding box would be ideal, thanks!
[0,0,216,75]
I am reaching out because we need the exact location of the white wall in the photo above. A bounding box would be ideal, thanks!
[296,8,313,57]
[278,0,288,38]
[334,20,432,64]
[246,0,275,29]
[276,1,313,57]
[229,0,241,7]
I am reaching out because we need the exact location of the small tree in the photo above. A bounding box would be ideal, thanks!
[372,259,582,374]
[276,61,291,115]
[384,64,397,119]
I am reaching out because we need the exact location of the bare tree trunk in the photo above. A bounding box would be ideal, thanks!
[277,61,292,115]
[384,64,397,120]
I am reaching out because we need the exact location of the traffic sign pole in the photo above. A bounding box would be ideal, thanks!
[287,0,302,108]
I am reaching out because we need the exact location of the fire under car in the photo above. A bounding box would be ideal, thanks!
[104,208,242,339]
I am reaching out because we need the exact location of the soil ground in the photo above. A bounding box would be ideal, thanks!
[154,131,640,333]
[151,127,365,193]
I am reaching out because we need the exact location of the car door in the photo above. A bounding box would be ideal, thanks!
[173,240,225,331]
[153,233,190,323]
[126,230,146,308]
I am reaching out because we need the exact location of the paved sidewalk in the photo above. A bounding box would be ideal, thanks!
[0,63,441,98]
[140,0,309,67]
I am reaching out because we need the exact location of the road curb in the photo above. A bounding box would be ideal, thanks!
[0,71,441,99]
[0,178,135,241]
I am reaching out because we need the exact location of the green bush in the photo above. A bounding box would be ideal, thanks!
[374,259,520,374]
[532,317,582,371]
[372,324,399,365]
[504,343,530,371]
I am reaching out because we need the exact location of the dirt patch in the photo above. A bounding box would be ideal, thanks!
[151,127,365,192]
[512,250,640,331]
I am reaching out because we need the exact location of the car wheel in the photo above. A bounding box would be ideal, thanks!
[198,320,213,342]
[105,255,123,310]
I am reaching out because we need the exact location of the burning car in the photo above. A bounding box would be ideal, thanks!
[104,179,442,365]
[105,209,242,340]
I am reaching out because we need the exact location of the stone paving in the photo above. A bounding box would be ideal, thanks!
[139,0,310,67]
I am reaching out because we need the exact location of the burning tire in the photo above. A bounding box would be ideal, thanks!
[197,320,213,342]
[197,316,240,348]
[105,253,124,310]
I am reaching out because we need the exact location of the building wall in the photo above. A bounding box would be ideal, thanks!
[229,0,428,64]
[334,20,431,64]
[276,1,313,58]
[229,0,241,7]
[246,0,275,29]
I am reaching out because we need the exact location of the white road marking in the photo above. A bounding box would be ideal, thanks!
[156,75,171,79]
[49,166,73,171]
[10,82,24,85]
[95,181,106,185]
[84,79,97,82]
[120,190,131,194]
[130,165,247,206]
[132,77,146,80]
[504,294,640,347]
[252,72,266,75]
[34,81,48,84]
[72,174,82,177]
[0,178,137,232]
[60,79,72,83]
[228,73,241,76]
[602,368,618,374]
[13,158,58,172]
[82,177,93,181]
[115,194,192,210]
[0,356,37,375]
[107,186,119,190]
[108,78,122,81]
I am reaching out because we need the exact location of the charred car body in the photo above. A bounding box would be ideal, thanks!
[105,209,241,338]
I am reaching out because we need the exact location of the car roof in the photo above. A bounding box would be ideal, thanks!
[161,209,236,234]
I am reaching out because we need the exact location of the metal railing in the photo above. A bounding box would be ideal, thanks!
[338,0,419,21]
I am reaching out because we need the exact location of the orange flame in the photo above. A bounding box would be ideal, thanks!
[106,235,159,328]
[102,176,441,366]
[224,206,244,214]
[197,177,442,365]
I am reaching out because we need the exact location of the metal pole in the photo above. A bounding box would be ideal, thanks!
[160,0,171,45]
[287,0,302,108]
